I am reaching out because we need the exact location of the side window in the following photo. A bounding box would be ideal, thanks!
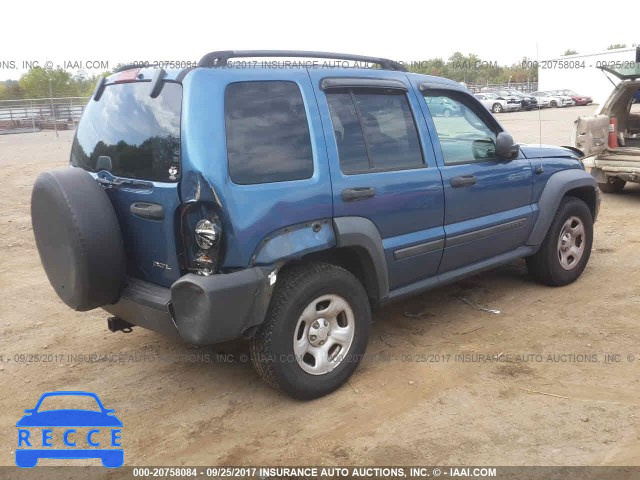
[326,88,424,174]
[423,92,498,166]
[225,81,313,185]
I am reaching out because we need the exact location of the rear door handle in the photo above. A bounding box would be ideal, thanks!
[341,187,376,202]
[130,202,164,220]
[450,175,477,188]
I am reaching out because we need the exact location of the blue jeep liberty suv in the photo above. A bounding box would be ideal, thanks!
[31,51,600,399]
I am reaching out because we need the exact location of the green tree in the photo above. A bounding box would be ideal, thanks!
[70,71,110,97]
[562,49,578,56]
[0,80,24,100]
[607,43,627,50]
[407,53,536,86]
[18,67,79,98]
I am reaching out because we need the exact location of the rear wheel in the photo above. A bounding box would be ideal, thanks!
[526,197,593,286]
[492,103,503,113]
[250,262,371,400]
[598,176,626,194]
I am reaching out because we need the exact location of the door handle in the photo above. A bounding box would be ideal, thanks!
[341,187,376,202]
[130,202,165,220]
[450,175,477,188]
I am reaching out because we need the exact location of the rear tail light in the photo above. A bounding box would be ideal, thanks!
[178,203,223,276]
[195,219,221,250]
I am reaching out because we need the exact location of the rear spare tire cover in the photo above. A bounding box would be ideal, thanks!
[31,167,125,311]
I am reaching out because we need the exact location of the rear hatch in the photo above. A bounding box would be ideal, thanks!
[70,72,182,287]
[598,64,640,81]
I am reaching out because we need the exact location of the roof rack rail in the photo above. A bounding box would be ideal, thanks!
[197,50,407,72]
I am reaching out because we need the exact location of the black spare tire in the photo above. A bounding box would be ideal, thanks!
[31,167,125,311]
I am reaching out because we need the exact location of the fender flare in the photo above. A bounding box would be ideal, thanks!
[333,217,389,300]
[527,169,598,246]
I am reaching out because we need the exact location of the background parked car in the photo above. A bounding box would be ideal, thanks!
[480,89,522,110]
[498,89,539,110]
[531,91,567,108]
[551,89,593,106]
[423,96,463,116]
[474,92,520,113]
[553,92,575,106]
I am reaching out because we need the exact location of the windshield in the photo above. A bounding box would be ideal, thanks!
[36,395,101,412]
[71,82,182,182]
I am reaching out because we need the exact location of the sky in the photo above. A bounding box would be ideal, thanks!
[1,0,638,80]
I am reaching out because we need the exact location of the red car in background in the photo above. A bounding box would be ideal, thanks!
[552,89,593,106]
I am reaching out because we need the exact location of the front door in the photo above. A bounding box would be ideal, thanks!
[417,86,534,273]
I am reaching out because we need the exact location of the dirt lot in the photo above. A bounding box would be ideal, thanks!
[1,105,639,470]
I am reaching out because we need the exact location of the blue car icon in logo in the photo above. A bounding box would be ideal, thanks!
[16,391,123,468]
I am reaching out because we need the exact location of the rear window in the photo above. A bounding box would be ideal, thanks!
[224,81,314,185]
[71,82,182,182]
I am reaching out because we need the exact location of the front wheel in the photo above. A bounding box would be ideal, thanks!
[492,103,503,113]
[550,100,558,107]
[250,262,371,400]
[598,176,626,194]
[526,197,593,286]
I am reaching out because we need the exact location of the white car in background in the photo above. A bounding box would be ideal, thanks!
[473,93,520,113]
[531,91,569,108]
[550,92,576,106]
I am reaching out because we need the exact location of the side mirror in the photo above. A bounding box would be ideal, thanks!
[495,132,519,159]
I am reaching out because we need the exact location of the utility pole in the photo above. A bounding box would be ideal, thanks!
[47,71,58,138]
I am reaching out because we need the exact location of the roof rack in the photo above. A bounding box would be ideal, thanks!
[197,50,407,72]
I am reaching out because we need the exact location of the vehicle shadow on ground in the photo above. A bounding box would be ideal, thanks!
[140,258,534,399]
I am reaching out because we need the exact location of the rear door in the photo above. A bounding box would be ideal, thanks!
[309,70,445,291]
[71,77,183,287]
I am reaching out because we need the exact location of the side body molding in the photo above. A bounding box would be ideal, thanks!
[333,217,389,300]
[527,168,598,246]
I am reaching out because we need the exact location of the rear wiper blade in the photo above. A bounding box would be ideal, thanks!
[96,175,152,189]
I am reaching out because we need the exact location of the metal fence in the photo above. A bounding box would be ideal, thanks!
[0,97,89,134]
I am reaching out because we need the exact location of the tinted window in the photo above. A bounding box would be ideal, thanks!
[423,93,497,165]
[225,81,313,184]
[326,92,370,173]
[326,88,423,174]
[71,82,182,182]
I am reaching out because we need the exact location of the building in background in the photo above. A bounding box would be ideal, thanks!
[538,47,640,105]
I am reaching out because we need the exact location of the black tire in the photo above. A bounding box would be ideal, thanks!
[550,100,557,107]
[598,177,626,194]
[492,103,503,113]
[31,168,125,311]
[526,197,593,286]
[250,262,371,400]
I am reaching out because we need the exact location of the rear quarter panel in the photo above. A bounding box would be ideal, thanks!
[179,68,333,270]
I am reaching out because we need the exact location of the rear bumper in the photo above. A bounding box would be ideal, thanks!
[103,267,274,345]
